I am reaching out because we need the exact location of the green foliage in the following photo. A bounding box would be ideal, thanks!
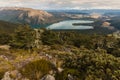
[63,49,120,80]
[41,30,63,45]
[0,33,12,45]
[56,68,80,80]
[10,25,35,49]
[41,30,120,57]
[0,69,6,80]
[108,48,120,57]
[20,59,55,80]
[0,21,120,80]
[109,16,120,30]
[0,20,21,34]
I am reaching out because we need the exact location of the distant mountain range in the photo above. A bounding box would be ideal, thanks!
[47,9,120,14]
[0,7,56,28]
[0,7,120,31]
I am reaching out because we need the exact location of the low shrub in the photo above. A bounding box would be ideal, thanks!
[20,59,55,80]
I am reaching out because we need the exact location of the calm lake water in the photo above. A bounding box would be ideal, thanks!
[47,20,94,30]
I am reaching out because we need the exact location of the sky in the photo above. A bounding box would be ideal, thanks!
[0,0,120,10]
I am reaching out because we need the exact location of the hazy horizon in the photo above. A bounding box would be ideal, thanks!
[0,0,120,10]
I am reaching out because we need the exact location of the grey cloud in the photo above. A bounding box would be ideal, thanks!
[0,0,120,9]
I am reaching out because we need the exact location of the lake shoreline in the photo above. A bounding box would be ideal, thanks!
[47,20,94,30]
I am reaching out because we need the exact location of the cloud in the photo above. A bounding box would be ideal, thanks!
[0,0,120,9]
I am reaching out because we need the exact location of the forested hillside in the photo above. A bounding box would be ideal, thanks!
[0,20,22,34]
[0,26,120,80]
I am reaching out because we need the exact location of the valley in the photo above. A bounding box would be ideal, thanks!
[0,7,120,80]
[0,7,120,33]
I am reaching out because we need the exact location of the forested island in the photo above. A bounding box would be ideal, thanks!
[72,23,93,26]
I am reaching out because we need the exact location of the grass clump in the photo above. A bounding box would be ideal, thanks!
[20,59,55,80]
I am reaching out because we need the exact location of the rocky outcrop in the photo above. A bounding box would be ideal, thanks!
[102,22,111,27]
[17,8,53,24]
[102,22,115,30]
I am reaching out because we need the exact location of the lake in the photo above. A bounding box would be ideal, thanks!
[47,20,94,30]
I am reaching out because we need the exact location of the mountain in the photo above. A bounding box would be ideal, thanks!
[0,7,54,27]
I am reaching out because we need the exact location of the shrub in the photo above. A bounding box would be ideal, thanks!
[63,50,120,80]
[20,59,55,80]
[55,68,80,80]
[0,69,6,80]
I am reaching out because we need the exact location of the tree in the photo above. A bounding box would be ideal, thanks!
[10,25,35,49]
[0,33,12,45]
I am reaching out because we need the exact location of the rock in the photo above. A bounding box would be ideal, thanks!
[2,70,29,80]
[0,55,9,61]
[10,70,22,79]
[68,74,74,80]
[102,22,111,27]
[0,45,10,50]
[1,71,13,80]
[58,67,64,73]
[40,74,55,80]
